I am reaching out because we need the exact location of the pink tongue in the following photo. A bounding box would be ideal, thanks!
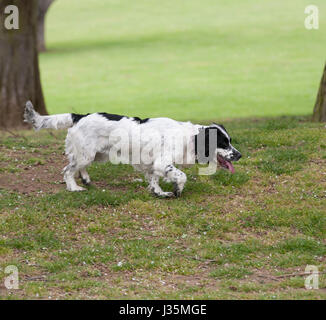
[217,156,235,174]
[225,161,235,174]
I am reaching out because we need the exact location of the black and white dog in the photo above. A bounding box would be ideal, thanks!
[24,101,241,197]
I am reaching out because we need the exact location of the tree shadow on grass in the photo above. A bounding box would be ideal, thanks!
[43,29,233,55]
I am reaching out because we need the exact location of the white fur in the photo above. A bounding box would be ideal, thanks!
[24,102,204,197]
[62,115,200,195]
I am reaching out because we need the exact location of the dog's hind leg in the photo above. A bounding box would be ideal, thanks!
[63,163,86,192]
[79,168,91,185]
[64,130,95,191]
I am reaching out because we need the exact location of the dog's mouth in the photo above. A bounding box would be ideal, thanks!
[217,155,235,174]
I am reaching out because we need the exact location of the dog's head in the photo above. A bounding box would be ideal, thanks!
[195,123,241,173]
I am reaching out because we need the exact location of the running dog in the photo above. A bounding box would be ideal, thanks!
[24,101,241,197]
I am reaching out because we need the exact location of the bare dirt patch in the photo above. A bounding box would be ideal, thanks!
[0,149,67,194]
[0,147,133,194]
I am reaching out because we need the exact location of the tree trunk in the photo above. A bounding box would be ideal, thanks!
[0,0,47,129]
[313,63,326,122]
[37,0,54,52]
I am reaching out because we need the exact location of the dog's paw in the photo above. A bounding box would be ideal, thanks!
[151,190,175,198]
[173,183,183,197]
[68,186,86,192]
[81,178,91,186]
[173,190,182,197]
[159,191,175,198]
[161,192,174,198]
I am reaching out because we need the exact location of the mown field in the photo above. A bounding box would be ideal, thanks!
[41,0,326,120]
[1,0,326,300]
[0,116,325,299]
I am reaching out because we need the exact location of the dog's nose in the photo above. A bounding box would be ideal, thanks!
[232,152,241,161]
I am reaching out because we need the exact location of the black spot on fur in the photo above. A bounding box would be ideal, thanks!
[133,117,150,124]
[73,112,150,124]
[165,165,174,173]
[71,113,90,124]
[98,113,125,121]
[99,113,149,123]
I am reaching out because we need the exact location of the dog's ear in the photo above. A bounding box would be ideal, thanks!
[211,123,227,132]
[204,127,218,159]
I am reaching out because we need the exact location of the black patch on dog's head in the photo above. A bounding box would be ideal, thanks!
[211,124,231,150]
[195,125,231,162]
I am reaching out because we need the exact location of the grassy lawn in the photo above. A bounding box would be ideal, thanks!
[41,0,326,120]
[0,116,325,299]
[1,0,325,300]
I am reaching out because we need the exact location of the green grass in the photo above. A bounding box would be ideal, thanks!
[0,116,326,299]
[1,0,326,300]
[40,0,326,120]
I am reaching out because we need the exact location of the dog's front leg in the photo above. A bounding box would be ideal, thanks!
[164,165,187,197]
[151,162,187,197]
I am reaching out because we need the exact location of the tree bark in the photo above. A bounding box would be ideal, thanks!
[313,63,326,122]
[37,0,55,52]
[0,0,47,129]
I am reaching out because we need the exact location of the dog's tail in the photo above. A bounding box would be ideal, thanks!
[24,101,82,130]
